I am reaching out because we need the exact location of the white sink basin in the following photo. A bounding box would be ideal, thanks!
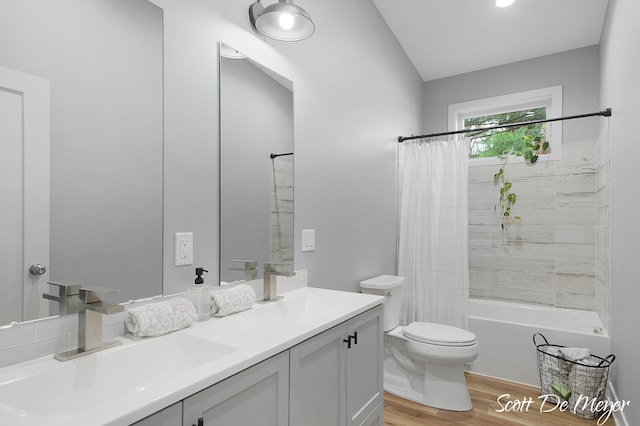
[240,292,361,326]
[0,333,236,422]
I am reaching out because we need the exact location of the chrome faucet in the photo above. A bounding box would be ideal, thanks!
[42,281,82,315]
[54,286,124,362]
[261,263,295,302]
[229,260,259,281]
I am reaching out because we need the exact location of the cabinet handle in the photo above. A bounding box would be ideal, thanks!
[343,332,359,349]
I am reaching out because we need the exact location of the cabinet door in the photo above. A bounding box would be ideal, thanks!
[183,351,289,426]
[290,323,348,426]
[132,402,182,426]
[346,306,384,426]
[359,403,383,426]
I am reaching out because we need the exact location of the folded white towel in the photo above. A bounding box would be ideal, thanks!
[559,347,591,362]
[211,284,256,317]
[125,297,197,337]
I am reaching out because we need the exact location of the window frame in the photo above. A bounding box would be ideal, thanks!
[448,86,563,167]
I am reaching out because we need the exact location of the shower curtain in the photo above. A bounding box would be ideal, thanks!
[397,138,470,329]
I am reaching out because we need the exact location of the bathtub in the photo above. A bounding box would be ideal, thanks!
[468,299,611,387]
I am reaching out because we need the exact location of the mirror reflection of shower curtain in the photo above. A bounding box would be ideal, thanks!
[397,138,470,329]
[270,155,294,267]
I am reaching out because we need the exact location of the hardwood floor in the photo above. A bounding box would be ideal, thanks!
[383,372,615,425]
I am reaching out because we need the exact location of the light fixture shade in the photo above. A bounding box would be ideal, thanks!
[496,0,516,7]
[250,0,315,42]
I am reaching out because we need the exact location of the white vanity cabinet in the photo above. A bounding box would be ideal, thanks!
[182,351,290,426]
[289,305,383,426]
[132,402,182,426]
[0,287,383,426]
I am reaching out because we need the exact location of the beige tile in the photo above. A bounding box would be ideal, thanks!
[556,258,595,277]
[556,292,596,310]
[501,241,556,260]
[469,255,555,274]
[554,242,595,261]
[469,270,500,288]
[471,287,556,306]
[500,271,556,291]
[556,275,596,295]
[555,226,596,244]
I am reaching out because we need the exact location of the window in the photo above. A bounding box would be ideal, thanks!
[448,86,562,166]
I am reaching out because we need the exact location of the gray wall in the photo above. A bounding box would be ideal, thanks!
[423,45,600,142]
[276,2,424,291]
[153,0,423,295]
[600,0,640,422]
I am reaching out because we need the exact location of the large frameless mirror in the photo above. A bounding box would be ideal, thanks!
[218,43,294,284]
[0,0,163,326]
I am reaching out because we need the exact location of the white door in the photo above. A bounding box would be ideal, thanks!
[0,65,50,324]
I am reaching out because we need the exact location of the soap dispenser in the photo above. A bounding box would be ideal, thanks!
[187,267,211,321]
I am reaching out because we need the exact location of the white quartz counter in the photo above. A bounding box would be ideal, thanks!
[0,287,383,425]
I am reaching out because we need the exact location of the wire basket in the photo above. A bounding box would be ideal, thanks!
[533,333,615,420]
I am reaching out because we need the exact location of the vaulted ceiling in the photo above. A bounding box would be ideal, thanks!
[372,0,610,81]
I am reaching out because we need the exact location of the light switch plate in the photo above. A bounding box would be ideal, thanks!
[302,229,315,252]
[175,232,193,266]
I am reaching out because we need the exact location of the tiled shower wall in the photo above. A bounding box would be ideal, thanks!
[270,157,294,265]
[596,124,611,331]
[468,140,600,311]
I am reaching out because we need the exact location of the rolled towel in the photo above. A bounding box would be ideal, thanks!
[125,297,197,337]
[558,347,591,362]
[211,284,256,317]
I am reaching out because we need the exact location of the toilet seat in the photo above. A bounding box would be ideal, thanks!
[403,322,476,347]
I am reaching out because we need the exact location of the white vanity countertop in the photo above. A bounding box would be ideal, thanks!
[0,287,383,426]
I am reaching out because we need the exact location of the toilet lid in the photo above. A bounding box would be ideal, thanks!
[403,322,477,347]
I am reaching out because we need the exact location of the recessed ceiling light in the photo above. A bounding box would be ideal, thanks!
[496,0,515,7]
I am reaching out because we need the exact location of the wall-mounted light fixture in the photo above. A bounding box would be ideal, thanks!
[249,0,315,42]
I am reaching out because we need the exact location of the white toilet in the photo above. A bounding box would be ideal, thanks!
[360,275,478,411]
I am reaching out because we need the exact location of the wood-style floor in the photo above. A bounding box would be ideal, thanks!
[383,372,614,425]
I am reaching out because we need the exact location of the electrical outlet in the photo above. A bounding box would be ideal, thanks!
[302,229,315,252]
[175,232,193,266]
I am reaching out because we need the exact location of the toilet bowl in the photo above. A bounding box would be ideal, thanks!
[360,275,479,411]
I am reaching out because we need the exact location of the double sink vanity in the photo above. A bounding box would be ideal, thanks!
[0,287,384,426]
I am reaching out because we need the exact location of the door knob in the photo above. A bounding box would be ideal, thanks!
[29,264,47,275]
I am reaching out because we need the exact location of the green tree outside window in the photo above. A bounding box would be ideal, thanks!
[465,107,547,159]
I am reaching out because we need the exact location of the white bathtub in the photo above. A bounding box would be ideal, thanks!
[468,299,611,387]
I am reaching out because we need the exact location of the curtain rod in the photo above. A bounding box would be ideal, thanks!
[270,152,293,159]
[397,108,612,143]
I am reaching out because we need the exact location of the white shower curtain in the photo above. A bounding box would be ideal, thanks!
[397,138,470,329]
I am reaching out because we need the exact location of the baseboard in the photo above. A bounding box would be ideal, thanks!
[606,381,630,426]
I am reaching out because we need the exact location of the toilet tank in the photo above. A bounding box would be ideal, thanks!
[360,275,405,331]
